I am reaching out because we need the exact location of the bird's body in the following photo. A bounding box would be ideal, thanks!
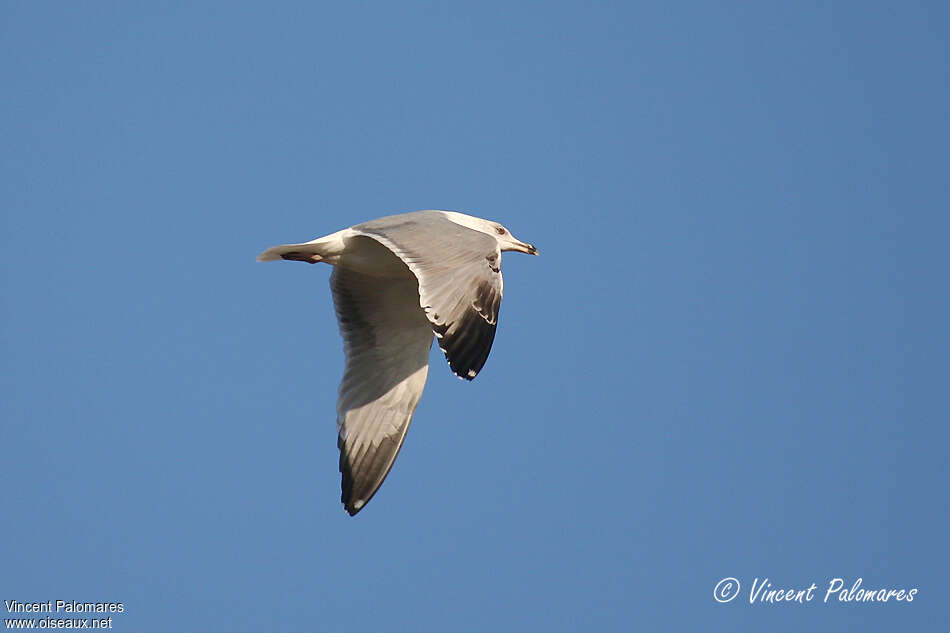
[258,210,537,515]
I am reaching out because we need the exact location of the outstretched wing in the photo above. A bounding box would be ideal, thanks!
[353,212,504,380]
[330,264,433,515]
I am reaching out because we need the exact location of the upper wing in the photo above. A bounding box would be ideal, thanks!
[330,264,433,515]
[353,212,504,380]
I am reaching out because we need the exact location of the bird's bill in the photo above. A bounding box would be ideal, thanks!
[506,238,539,255]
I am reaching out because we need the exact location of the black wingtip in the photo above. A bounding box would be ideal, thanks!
[339,450,364,516]
[338,433,406,517]
[342,494,369,516]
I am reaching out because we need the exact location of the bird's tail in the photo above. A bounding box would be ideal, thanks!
[256,241,325,264]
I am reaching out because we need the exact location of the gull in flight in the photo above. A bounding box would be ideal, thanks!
[258,210,538,515]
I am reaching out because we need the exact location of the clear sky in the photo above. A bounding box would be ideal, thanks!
[2,2,948,632]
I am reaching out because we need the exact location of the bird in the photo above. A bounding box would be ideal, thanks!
[257,210,538,515]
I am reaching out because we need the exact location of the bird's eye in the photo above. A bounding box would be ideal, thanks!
[495,226,506,235]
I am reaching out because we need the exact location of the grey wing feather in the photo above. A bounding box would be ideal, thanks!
[330,264,433,515]
[353,212,504,380]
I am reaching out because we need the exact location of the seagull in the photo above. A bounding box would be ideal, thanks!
[258,210,538,515]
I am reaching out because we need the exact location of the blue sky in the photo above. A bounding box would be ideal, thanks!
[2,2,948,631]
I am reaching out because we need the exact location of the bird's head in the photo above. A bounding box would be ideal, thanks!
[442,210,538,255]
